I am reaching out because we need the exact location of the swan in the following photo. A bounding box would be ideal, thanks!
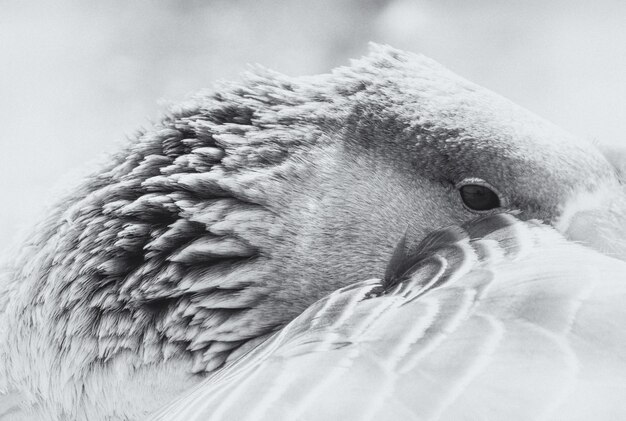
[0,44,624,420]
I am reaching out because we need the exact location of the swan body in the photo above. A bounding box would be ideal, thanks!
[153,215,626,421]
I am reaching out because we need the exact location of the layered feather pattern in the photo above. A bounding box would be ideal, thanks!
[0,44,623,420]
[152,215,626,421]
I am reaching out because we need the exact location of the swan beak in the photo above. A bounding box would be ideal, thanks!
[563,190,626,261]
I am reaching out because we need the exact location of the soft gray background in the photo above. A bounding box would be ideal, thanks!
[1,0,625,253]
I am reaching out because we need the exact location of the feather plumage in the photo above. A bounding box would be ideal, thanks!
[0,44,623,419]
[152,215,626,421]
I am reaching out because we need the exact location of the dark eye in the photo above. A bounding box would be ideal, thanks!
[459,184,501,211]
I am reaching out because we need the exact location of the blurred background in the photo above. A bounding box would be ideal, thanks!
[1,0,625,253]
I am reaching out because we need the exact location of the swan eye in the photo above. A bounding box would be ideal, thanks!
[458,182,501,212]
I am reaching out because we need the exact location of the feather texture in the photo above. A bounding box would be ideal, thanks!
[0,44,622,419]
[152,215,626,421]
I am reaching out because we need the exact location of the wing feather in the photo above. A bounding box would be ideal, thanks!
[151,216,626,420]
